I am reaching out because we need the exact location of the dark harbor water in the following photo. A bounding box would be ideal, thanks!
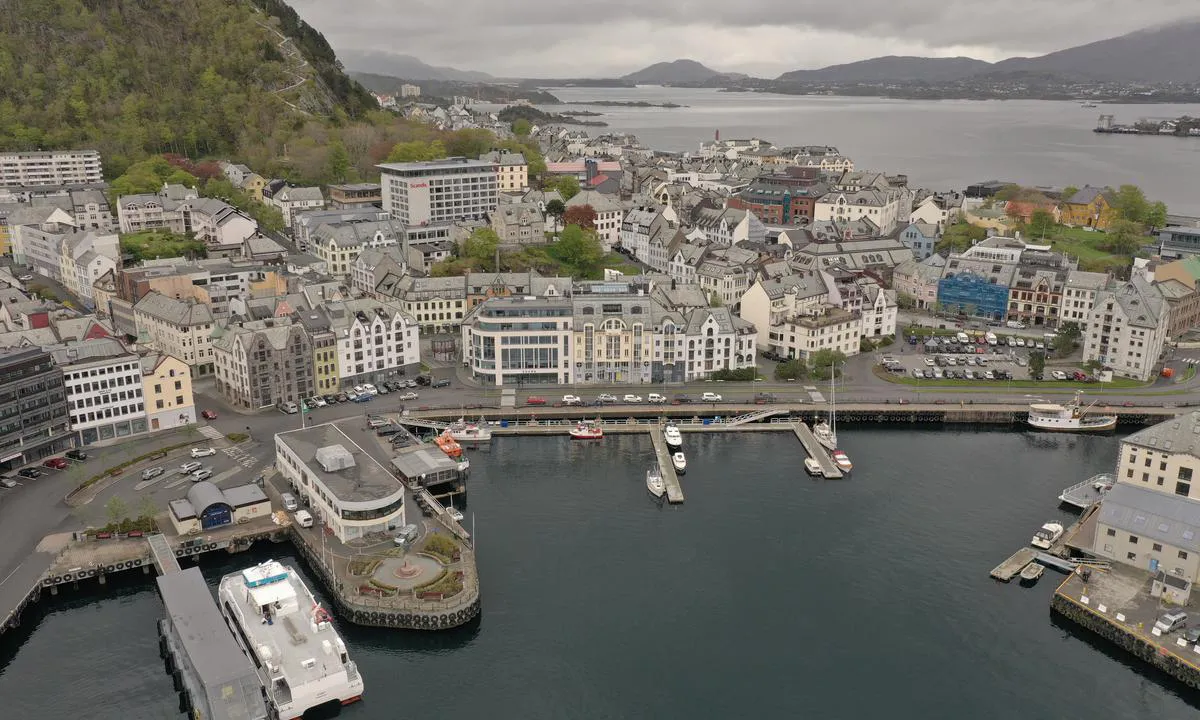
[2,429,1199,719]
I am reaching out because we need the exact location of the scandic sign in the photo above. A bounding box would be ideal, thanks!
[409,183,428,188]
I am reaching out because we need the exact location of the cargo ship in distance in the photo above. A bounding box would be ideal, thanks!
[218,560,364,720]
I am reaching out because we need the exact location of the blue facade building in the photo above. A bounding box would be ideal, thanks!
[936,271,1009,319]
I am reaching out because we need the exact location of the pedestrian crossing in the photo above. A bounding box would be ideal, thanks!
[222,444,259,469]
[1182,359,1200,365]
[198,425,224,440]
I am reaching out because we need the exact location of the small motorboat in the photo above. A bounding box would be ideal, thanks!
[804,457,823,476]
[671,452,687,474]
[446,507,464,522]
[569,420,604,440]
[434,431,462,458]
[1031,522,1065,550]
[832,450,852,472]
[448,418,492,443]
[646,467,665,498]
[663,423,683,449]
[1020,562,1045,585]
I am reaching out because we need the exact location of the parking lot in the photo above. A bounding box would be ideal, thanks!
[880,331,1095,384]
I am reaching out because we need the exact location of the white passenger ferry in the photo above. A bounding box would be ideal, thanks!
[218,560,364,719]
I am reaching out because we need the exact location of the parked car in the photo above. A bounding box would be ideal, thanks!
[647,393,667,404]
[334,392,348,403]
[279,401,299,414]
[345,390,359,401]
[622,394,643,403]
[180,461,202,474]
[191,447,216,458]
[294,509,314,528]
[352,393,373,403]
[323,393,339,404]
[65,448,87,461]
[17,467,41,479]
[362,383,378,395]
[674,394,694,404]
[201,409,218,420]
[405,379,418,388]
[398,391,419,401]
[17,274,33,282]
[526,396,547,406]
[415,375,431,386]
[562,394,583,406]
[42,457,68,470]
[281,493,299,511]
[754,393,777,404]
[1051,370,1068,380]
[701,392,723,402]
[368,417,390,429]
[431,378,451,388]
[911,369,923,379]
[597,393,618,404]
[1155,611,1189,634]
[309,396,327,407]
[141,466,164,480]
[375,383,390,394]
[0,475,16,488]
[191,468,213,482]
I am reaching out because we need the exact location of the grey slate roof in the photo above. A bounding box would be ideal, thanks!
[759,272,828,301]
[134,293,214,327]
[1099,482,1200,553]
[1124,412,1200,457]
[1094,276,1166,330]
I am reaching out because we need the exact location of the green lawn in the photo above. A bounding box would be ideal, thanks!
[120,230,206,262]
[1025,224,1155,273]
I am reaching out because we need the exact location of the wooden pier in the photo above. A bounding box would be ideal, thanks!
[991,547,1037,581]
[649,426,684,504]
[792,422,842,479]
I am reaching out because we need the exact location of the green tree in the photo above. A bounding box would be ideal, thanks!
[545,198,565,231]
[1104,219,1144,255]
[105,496,129,527]
[463,227,500,270]
[386,139,446,162]
[1028,209,1055,238]
[137,494,158,522]
[445,128,494,158]
[1145,201,1168,231]
[993,184,1022,202]
[808,349,847,379]
[553,175,580,201]
[774,358,808,381]
[201,178,285,233]
[896,292,917,310]
[1113,184,1149,223]
[1029,350,1046,380]
[554,225,604,278]
[1055,320,1082,358]
[110,155,198,198]
[709,291,724,307]
[1061,186,1079,202]
[325,139,350,183]
[936,220,987,253]
[511,119,532,136]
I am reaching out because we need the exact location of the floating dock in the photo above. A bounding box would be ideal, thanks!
[792,422,842,479]
[991,547,1037,581]
[1059,473,1114,510]
[648,426,684,504]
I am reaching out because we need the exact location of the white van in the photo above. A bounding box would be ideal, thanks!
[985,332,998,346]
[281,493,299,511]
[647,393,666,404]
[294,509,313,528]
[956,332,970,344]
[1006,320,1026,329]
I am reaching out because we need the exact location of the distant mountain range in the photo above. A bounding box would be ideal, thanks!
[777,21,1200,84]
[338,49,494,82]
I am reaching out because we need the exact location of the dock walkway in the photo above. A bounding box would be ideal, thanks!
[792,423,842,479]
[147,533,180,575]
[649,427,684,504]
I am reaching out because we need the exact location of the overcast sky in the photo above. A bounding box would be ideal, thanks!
[288,1,1198,77]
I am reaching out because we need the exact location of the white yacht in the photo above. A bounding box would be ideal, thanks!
[218,561,364,720]
[646,466,666,498]
[448,418,492,443]
[1031,522,1065,550]
[803,457,823,476]
[671,452,687,474]
[663,423,683,450]
[813,369,839,451]
[1027,392,1116,432]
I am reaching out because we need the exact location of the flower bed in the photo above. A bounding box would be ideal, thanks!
[413,568,464,599]
[347,559,381,577]
[420,534,461,564]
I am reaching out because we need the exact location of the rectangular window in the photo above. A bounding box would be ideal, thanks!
[1180,551,1189,560]
[1106,528,1116,537]
[1129,535,1138,544]
[1153,543,1163,552]
[1127,552,1137,561]
[1181,467,1194,482]
[1177,482,1191,497]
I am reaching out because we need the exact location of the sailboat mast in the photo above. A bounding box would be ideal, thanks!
[830,362,836,439]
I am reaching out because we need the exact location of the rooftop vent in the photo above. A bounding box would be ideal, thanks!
[315,444,355,472]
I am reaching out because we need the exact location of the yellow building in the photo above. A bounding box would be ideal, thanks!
[140,352,197,431]
[241,173,267,203]
[1060,186,1116,230]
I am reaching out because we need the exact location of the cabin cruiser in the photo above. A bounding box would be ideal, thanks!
[832,450,852,472]
[804,458,823,476]
[671,452,687,474]
[569,420,604,440]
[218,561,363,719]
[663,423,683,450]
[646,467,666,498]
[1027,391,1117,432]
[447,418,491,443]
[1031,522,1065,550]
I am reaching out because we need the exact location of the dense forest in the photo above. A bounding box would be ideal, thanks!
[0,0,376,176]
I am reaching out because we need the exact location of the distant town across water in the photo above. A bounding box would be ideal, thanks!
[534,87,1200,215]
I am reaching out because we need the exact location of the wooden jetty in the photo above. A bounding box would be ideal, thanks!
[792,422,842,479]
[991,547,1037,581]
[649,426,684,504]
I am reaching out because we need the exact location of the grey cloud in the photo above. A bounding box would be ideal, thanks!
[289,0,1199,76]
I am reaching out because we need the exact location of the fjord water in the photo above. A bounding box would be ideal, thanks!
[543,86,1200,215]
[2,429,1198,719]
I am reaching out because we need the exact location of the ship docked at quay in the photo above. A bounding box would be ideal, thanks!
[1026,392,1117,432]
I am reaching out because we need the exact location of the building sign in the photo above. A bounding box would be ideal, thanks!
[409,183,428,189]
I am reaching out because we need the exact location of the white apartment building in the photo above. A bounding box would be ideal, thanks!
[116,183,198,233]
[383,274,468,334]
[815,189,906,234]
[58,231,119,304]
[1082,277,1168,382]
[1060,270,1111,325]
[740,271,866,361]
[187,198,257,247]
[692,207,767,247]
[49,339,148,446]
[325,299,420,387]
[269,186,325,227]
[133,292,216,376]
[0,150,103,187]
[565,190,623,250]
[1093,416,1200,589]
[275,424,407,543]
[860,284,899,338]
[309,219,400,277]
[480,151,528,192]
[378,157,498,226]
[620,207,675,266]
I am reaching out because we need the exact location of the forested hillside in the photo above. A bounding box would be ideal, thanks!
[0,0,375,175]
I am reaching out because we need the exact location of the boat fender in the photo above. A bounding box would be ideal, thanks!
[116,562,126,570]
[105,565,115,573]
[133,558,142,567]
[43,578,53,587]
[205,544,214,551]
[86,569,96,577]
[174,549,184,557]
[52,576,62,584]
[62,573,73,582]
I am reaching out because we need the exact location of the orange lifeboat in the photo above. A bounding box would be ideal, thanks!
[435,430,463,458]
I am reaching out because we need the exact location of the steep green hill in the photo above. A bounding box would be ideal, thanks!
[0,0,375,175]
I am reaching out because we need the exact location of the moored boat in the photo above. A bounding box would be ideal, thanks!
[832,449,852,472]
[1027,391,1117,432]
[646,466,665,498]
[435,431,463,458]
[804,457,823,476]
[448,418,492,443]
[671,451,687,474]
[1031,522,1065,550]
[1020,562,1045,585]
[663,423,683,449]
[217,560,364,720]
[569,420,604,440]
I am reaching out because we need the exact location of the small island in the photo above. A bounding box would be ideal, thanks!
[574,101,685,108]
[497,105,608,127]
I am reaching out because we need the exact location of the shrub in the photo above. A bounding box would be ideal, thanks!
[414,569,464,598]
[421,533,460,564]
[709,367,757,381]
[226,432,249,442]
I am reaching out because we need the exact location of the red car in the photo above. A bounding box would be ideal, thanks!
[201,410,218,420]
[43,457,68,470]
[525,396,547,406]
